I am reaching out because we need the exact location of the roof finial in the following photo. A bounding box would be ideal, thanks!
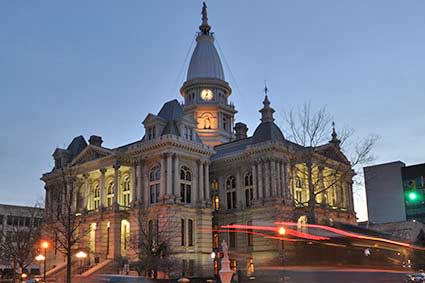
[330,121,341,147]
[199,2,211,35]
[263,80,270,106]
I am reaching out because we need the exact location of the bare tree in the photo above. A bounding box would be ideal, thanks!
[284,102,378,223]
[129,203,180,279]
[0,204,43,282]
[44,168,86,283]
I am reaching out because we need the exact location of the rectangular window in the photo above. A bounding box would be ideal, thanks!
[181,184,192,204]
[188,219,194,246]
[232,191,237,209]
[229,228,236,248]
[181,219,185,246]
[247,221,253,246]
[188,259,194,276]
[227,192,232,210]
[150,184,159,204]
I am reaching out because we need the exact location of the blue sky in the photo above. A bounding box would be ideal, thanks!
[1,1,424,221]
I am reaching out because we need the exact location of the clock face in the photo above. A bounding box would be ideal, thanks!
[201,89,214,101]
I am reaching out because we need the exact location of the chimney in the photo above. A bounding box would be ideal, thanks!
[89,135,103,147]
[234,122,248,140]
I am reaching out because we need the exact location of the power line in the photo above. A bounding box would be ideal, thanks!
[172,33,197,94]
[215,36,243,99]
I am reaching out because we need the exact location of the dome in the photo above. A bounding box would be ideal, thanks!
[187,35,225,81]
[252,122,285,144]
[252,95,285,144]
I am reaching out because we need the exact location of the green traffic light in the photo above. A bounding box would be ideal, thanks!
[408,192,418,201]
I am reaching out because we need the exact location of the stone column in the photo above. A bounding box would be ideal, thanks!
[160,155,166,199]
[318,167,325,205]
[264,161,271,198]
[113,163,120,210]
[131,162,137,205]
[252,163,257,200]
[192,161,198,204]
[257,162,263,199]
[83,174,90,210]
[166,153,173,197]
[143,163,149,207]
[99,168,106,208]
[205,161,210,202]
[136,160,143,205]
[174,154,180,202]
[198,161,204,202]
[236,168,242,208]
[280,162,286,198]
[108,214,121,259]
[270,160,277,197]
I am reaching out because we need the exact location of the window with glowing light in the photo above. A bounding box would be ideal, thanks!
[93,183,100,209]
[122,176,131,207]
[106,182,114,207]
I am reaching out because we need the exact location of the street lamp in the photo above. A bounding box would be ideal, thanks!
[211,251,216,259]
[278,226,286,236]
[40,241,49,282]
[76,251,88,274]
[277,226,286,283]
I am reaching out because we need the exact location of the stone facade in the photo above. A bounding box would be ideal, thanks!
[41,3,356,279]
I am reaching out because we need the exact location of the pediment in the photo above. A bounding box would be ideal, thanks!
[71,145,113,165]
[316,144,350,165]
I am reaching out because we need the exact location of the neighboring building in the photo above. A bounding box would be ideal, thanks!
[364,161,406,223]
[0,204,44,271]
[365,161,425,224]
[41,4,356,279]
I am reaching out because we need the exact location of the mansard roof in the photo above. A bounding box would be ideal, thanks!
[157,99,184,121]
[66,135,87,157]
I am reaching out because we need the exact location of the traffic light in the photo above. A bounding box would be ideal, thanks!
[406,190,421,204]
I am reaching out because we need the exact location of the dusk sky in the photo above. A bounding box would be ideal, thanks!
[1,1,424,221]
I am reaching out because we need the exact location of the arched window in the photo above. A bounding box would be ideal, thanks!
[149,165,161,204]
[93,183,100,210]
[226,176,237,209]
[244,172,253,207]
[180,166,192,204]
[122,176,131,207]
[106,181,114,207]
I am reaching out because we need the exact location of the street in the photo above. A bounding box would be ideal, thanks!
[252,267,408,283]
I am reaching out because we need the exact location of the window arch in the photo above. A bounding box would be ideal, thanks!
[180,166,192,204]
[106,181,114,207]
[244,172,253,207]
[149,165,161,204]
[122,176,131,207]
[93,183,100,210]
[226,176,237,209]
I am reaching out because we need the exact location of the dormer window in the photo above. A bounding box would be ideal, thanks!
[147,126,156,140]
[184,127,194,140]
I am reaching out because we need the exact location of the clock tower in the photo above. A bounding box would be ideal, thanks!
[180,2,237,147]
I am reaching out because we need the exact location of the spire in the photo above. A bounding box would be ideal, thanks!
[330,121,341,147]
[259,84,275,123]
[199,2,211,35]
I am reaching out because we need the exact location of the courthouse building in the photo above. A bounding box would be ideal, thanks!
[41,3,356,279]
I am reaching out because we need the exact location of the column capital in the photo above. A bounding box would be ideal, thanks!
[99,168,107,174]
[113,162,121,170]
[82,173,90,179]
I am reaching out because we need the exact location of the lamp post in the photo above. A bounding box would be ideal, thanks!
[75,251,88,274]
[35,254,45,282]
[40,241,49,282]
[278,226,286,283]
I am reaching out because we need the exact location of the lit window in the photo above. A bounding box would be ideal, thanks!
[93,183,100,209]
[212,195,220,210]
[107,182,114,207]
[122,176,131,207]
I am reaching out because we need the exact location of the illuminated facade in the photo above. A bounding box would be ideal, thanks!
[41,3,356,279]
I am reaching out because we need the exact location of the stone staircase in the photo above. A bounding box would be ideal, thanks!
[73,259,116,283]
